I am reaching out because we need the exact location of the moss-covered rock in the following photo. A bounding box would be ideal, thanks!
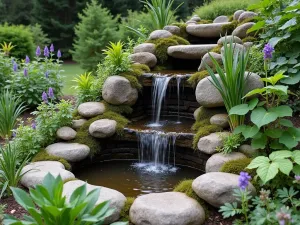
[195,106,226,122]
[188,70,209,88]
[171,22,188,38]
[102,101,133,115]
[220,157,254,176]
[32,150,72,171]
[191,118,210,131]
[221,20,238,34]
[193,124,223,149]
[119,197,135,222]
[121,74,142,91]
[242,36,257,43]
[210,45,222,54]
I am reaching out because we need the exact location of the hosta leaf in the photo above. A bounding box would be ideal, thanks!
[251,107,278,128]
[292,150,300,164]
[251,134,267,149]
[242,125,259,139]
[275,159,293,176]
[269,150,292,161]
[265,128,282,138]
[279,119,293,127]
[247,156,269,169]
[229,104,249,115]
[281,73,300,85]
[269,106,293,117]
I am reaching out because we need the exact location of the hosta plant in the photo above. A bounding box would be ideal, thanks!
[3,173,128,225]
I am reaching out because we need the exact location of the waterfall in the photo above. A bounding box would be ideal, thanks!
[176,75,184,123]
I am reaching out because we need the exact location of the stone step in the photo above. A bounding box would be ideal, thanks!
[186,22,231,38]
[167,44,217,59]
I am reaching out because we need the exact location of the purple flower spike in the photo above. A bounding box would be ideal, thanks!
[12,132,16,138]
[263,43,274,60]
[31,122,36,130]
[36,46,41,57]
[24,68,28,77]
[238,172,251,190]
[13,62,18,72]
[44,46,50,57]
[42,91,48,103]
[295,175,300,181]
[50,44,54,52]
[45,71,49,78]
[25,55,30,63]
[48,87,54,99]
[57,50,61,58]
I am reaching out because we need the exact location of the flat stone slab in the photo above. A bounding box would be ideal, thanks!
[21,161,75,188]
[130,192,205,225]
[168,44,217,59]
[46,143,90,162]
[186,23,231,38]
[63,180,126,224]
[78,102,105,118]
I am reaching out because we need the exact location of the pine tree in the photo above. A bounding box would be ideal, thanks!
[100,0,142,17]
[70,0,119,72]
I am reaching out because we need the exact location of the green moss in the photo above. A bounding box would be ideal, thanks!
[228,15,234,22]
[192,118,210,131]
[171,22,188,38]
[210,45,222,54]
[242,36,257,43]
[72,109,82,120]
[153,65,167,71]
[171,35,190,45]
[188,70,210,88]
[197,19,212,24]
[102,101,133,115]
[238,17,255,26]
[193,124,223,149]
[73,128,100,156]
[32,150,72,171]
[63,178,79,183]
[221,20,238,34]
[119,197,135,222]
[195,106,226,122]
[121,74,142,91]
[131,63,150,73]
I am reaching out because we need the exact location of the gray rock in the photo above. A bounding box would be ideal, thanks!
[206,152,247,172]
[186,20,197,25]
[221,43,246,56]
[21,161,75,188]
[72,119,87,129]
[198,132,231,154]
[238,11,257,23]
[133,43,156,54]
[213,16,229,23]
[232,22,255,39]
[46,143,90,162]
[217,35,243,45]
[193,107,201,120]
[149,30,172,40]
[129,52,157,68]
[210,114,229,128]
[186,23,231,38]
[234,10,245,21]
[168,44,217,59]
[63,180,126,224]
[239,144,259,157]
[130,192,205,225]
[78,102,105,118]
[195,72,263,107]
[56,126,77,141]
[89,119,117,138]
[190,15,201,22]
[198,52,222,71]
[163,25,181,35]
[102,75,139,106]
[244,42,254,49]
[192,172,256,208]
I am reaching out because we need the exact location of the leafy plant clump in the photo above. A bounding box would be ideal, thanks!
[188,70,209,88]
[247,45,264,75]
[119,197,135,222]
[32,150,71,171]
[216,133,244,154]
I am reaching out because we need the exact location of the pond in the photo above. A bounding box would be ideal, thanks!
[75,160,202,197]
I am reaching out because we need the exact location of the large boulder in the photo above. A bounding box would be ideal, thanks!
[21,161,75,188]
[217,35,243,45]
[233,10,245,21]
[232,22,255,39]
[102,75,138,106]
[205,152,247,172]
[186,23,231,38]
[238,11,257,23]
[129,52,157,68]
[56,126,77,141]
[198,52,222,71]
[72,119,87,129]
[46,143,90,162]
[210,114,229,128]
[130,192,205,225]
[197,132,231,155]
[149,30,172,40]
[133,43,156,54]
[63,180,126,224]
[195,72,263,108]
[78,102,105,118]
[89,119,117,138]
[192,172,256,207]
[213,16,229,23]
[168,44,217,59]
[163,25,181,35]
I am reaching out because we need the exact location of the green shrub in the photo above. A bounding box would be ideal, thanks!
[188,70,209,88]
[210,45,222,54]
[194,0,257,20]
[32,150,71,171]
[221,20,238,34]
[119,197,135,222]
[29,23,51,48]
[0,24,35,59]
[0,52,14,91]
[248,45,264,75]
[193,124,223,149]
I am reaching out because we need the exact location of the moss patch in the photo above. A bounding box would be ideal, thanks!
[210,45,222,54]
[72,109,82,120]
[228,15,234,22]
[32,150,72,171]
[193,124,223,149]
[242,36,257,43]
[171,22,188,38]
[221,20,238,34]
[195,106,226,122]
[197,20,212,24]
[220,157,253,175]
[121,74,142,91]
[188,70,210,88]
[192,118,210,131]
[131,63,150,73]
[119,197,135,222]
[102,101,133,115]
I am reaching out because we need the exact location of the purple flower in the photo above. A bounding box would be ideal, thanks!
[295,175,300,181]
[57,50,61,58]
[12,132,16,138]
[25,55,30,63]
[31,122,36,130]
[45,71,49,78]
[11,58,15,63]
[48,87,54,99]
[50,44,54,52]
[13,62,18,72]
[276,207,292,225]
[36,46,41,57]
[42,92,48,103]
[263,43,274,60]
[238,172,251,190]
[24,68,28,77]
[44,46,50,57]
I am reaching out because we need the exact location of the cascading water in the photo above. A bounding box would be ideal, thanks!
[176,75,184,123]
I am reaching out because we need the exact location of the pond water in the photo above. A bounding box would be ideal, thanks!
[75,160,202,197]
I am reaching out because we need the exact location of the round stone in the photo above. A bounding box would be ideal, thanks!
[133,43,156,54]
[78,102,105,118]
[221,43,246,56]
[56,126,77,141]
[163,25,181,35]
[190,15,201,22]
[148,30,172,40]
[89,119,117,138]
[238,11,257,23]
[234,10,245,21]
[232,22,255,39]
[72,119,87,129]
[129,52,157,68]
[186,23,231,38]
[239,144,259,157]
[167,44,217,59]
[198,52,222,71]
[210,114,229,128]
[213,15,229,23]
[197,132,231,154]
[217,35,243,45]
[130,192,205,225]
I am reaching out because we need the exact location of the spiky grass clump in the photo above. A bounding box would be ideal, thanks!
[119,197,135,222]
[221,20,238,34]
[210,45,222,54]
[188,70,210,88]
[32,150,72,171]
[102,101,133,115]
[193,124,223,149]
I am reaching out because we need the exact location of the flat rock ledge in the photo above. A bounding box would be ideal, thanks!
[192,172,256,208]
[56,126,77,141]
[198,132,231,155]
[63,180,126,224]
[78,102,105,118]
[46,143,90,162]
[130,192,205,225]
[168,44,217,59]
[21,161,75,188]
[186,23,231,38]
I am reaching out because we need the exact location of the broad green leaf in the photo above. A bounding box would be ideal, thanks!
[248,98,259,110]
[293,165,300,175]
[270,140,285,150]
[257,162,279,183]
[269,106,293,117]
[251,107,278,128]
[242,125,259,139]
[247,20,265,33]
[279,18,297,30]
[11,187,35,210]
[281,73,300,85]
[269,37,283,47]
[233,125,246,134]
[269,150,292,161]
[292,150,300,165]
[229,104,249,115]
[261,71,287,85]
[279,119,293,127]
[251,134,267,149]
[265,128,282,138]
[275,159,293,176]
[279,131,299,149]
[243,88,265,98]
[265,85,288,95]
[247,156,269,169]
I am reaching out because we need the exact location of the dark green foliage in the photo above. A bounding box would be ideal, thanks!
[221,20,238,34]
[171,23,188,38]
[29,23,51,48]
[32,150,71,171]
[188,70,209,88]
[193,124,223,149]
[71,0,119,71]
[102,101,133,115]
[119,197,135,222]
[210,45,222,54]
[0,0,33,25]
[0,24,35,59]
